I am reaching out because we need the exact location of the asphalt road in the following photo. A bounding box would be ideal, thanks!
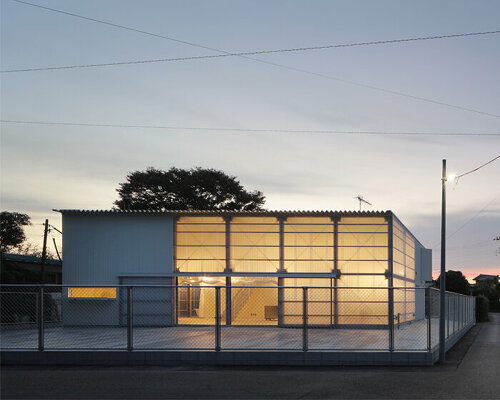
[2,314,499,399]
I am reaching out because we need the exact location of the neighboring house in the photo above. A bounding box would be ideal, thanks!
[472,274,499,283]
[56,209,432,327]
[0,253,62,284]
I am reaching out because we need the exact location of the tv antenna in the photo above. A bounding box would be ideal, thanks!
[355,195,372,211]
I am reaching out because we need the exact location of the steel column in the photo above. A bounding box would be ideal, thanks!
[38,287,44,351]
[127,286,133,351]
[215,287,221,352]
[332,216,339,326]
[302,287,308,352]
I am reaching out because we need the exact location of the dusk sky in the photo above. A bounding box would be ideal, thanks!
[1,0,499,281]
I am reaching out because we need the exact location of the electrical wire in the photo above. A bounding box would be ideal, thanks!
[446,192,500,241]
[7,0,500,118]
[456,155,500,181]
[1,119,499,136]
[3,30,500,73]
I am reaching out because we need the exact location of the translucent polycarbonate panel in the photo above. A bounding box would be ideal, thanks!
[285,216,333,225]
[176,216,226,273]
[176,246,225,260]
[231,245,279,260]
[339,217,387,224]
[284,260,333,273]
[338,232,388,247]
[337,260,388,274]
[337,286,389,325]
[230,216,279,273]
[176,232,225,246]
[338,274,388,288]
[231,232,279,246]
[392,218,417,287]
[229,260,279,272]
[283,217,334,273]
[284,246,332,260]
[176,259,225,273]
[337,277,388,325]
[231,216,279,226]
[282,279,331,325]
[284,232,334,246]
[338,246,387,260]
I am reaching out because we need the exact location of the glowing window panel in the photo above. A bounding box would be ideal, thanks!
[68,288,117,299]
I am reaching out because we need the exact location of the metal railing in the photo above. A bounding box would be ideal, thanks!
[0,285,475,352]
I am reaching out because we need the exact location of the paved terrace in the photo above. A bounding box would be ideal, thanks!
[1,318,451,351]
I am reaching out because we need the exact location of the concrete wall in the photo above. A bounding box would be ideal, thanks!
[62,214,174,325]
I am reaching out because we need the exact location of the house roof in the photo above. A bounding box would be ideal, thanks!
[54,209,392,217]
[473,274,499,281]
[1,253,61,265]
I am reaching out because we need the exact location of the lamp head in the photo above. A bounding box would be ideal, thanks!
[446,173,457,183]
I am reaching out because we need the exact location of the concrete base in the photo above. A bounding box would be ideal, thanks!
[0,349,435,366]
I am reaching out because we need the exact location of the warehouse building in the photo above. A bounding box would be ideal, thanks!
[57,209,432,327]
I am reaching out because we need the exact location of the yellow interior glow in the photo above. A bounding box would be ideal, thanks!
[68,288,117,299]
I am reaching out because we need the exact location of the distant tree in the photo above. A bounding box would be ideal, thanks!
[434,270,471,295]
[114,167,265,211]
[0,212,30,253]
[473,278,500,312]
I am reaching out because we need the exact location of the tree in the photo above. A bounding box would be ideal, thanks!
[434,270,471,295]
[473,278,500,312]
[0,212,30,253]
[114,167,265,211]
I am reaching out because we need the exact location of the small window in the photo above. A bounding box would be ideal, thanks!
[68,288,116,299]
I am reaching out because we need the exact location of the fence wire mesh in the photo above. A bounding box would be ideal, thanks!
[0,285,475,352]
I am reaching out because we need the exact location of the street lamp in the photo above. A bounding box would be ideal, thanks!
[439,160,457,364]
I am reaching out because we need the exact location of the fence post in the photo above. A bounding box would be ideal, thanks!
[127,286,133,351]
[302,287,308,352]
[38,287,44,351]
[388,287,394,352]
[215,287,221,352]
[426,288,431,352]
[446,295,450,338]
[453,295,456,334]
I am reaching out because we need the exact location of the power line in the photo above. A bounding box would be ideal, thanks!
[1,119,499,136]
[3,30,500,74]
[7,0,500,119]
[457,155,500,181]
[446,192,500,241]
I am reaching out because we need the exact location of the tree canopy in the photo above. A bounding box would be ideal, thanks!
[0,211,31,253]
[114,167,265,211]
[434,270,471,295]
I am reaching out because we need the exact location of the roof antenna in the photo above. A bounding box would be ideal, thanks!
[354,195,372,211]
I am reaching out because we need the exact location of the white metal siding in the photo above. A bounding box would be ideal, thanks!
[62,214,174,285]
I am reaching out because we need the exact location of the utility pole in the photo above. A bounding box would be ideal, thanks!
[439,160,447,363]
[40,219,49,284]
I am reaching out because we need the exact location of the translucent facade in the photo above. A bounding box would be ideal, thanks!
[173,212,426,327]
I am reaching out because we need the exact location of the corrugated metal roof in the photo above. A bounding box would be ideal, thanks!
[54,209,391,217]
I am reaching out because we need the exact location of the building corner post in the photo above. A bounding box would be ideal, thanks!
[387,214,394,352]
[302,287,308,352]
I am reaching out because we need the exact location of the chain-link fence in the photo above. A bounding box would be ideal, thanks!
[0,285,475,352]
